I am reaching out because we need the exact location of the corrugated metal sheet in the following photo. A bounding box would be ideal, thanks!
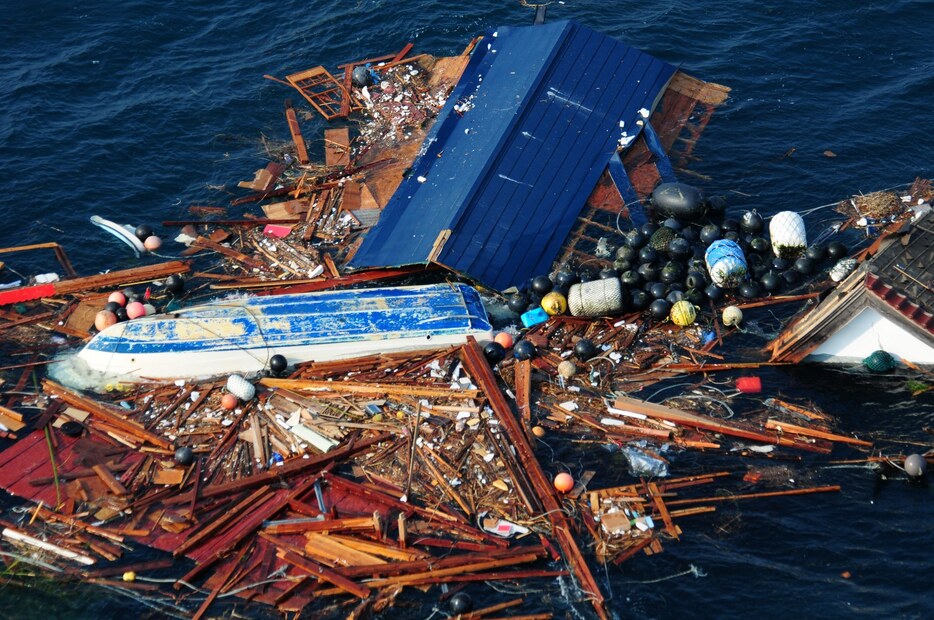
[349,20,675,291]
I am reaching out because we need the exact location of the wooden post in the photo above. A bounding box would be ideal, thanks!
[460,338,609,619]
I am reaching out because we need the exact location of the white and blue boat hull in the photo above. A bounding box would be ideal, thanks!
[77,283,493,380]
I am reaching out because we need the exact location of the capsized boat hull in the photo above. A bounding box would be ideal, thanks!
[77,283,493,380]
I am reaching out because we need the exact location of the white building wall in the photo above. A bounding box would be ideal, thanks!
[808,306,934,364]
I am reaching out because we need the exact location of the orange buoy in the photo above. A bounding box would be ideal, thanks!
[494,332,514,348]
[554,472,574,493]
[221,393,239,410]
[94,310,118,331]
[126,301,146,319]
[107,291,127,306]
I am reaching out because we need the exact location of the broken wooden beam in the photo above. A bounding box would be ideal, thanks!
[279,549,371,598]
[514,358,532,430]
[284,100,309,164]
[261,377,479,400]
[665,485,842,507]
[764,419,872,447]
[173,487,271,557]
[612,395,816,451]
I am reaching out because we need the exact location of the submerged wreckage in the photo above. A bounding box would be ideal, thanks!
[0,15,932,620]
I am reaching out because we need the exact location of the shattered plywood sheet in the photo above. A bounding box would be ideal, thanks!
[238,162,286,192]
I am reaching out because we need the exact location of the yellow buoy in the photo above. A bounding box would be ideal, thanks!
[541,291,567,316]
[670,300,697,326]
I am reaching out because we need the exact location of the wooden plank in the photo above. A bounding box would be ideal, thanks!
[0,406,25,432]
[764,419,873,447]
[647,482,678,539]
[326,534,426,562]
[304,532,386,567]
[612,395,806,450]
[261,377,479,399]
[322,252,340,278]
[279,549,371,598]
[91,464,129,496]
[261,199,309,219]
[364,552,541,587]
[151,468,185,486]
[324,128,351,168]
[341,180,362,212]
[340,65,353,117]
[173,488,270,558]
[63,299,103,337]
[391,42,415,62]
[284,101,309,164]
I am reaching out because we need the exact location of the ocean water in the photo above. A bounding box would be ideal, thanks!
[1,1,933,618]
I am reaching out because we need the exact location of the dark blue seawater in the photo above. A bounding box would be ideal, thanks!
[1,1,933,618]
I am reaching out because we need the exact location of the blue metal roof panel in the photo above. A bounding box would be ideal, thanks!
[349,20,675,291]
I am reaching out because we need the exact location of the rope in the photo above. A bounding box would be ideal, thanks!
[96,583,191,619]
[628,564,706,584]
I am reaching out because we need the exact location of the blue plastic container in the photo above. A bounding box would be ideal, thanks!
[705,239,748,289]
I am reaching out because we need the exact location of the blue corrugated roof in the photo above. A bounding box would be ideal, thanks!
[349,20,676,291]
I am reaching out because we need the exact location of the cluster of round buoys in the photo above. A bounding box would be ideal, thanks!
[501,182,850,331]
[134,224,163,253]
[94,289,156,331]
[92,275,186,333]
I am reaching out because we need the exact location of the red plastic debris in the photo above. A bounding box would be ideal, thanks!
[736,376,762,394]
[0,283,56,306]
